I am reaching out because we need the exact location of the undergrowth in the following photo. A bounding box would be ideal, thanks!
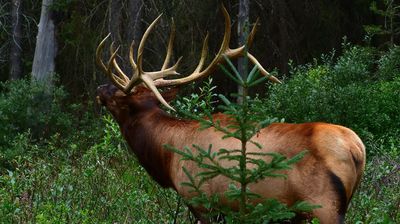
[0,43,399,223]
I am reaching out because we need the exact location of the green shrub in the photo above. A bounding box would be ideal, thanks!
[0,78,101,170]
[378,46,400,80]
[347,136,400,223]
[1,43,398,223]
[265,45,400,143]
[0,79,70,142]
[173,77,217,116]
[332,45,377,85]
[0,116,186,223]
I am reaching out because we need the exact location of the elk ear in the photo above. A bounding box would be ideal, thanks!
[161,88,179,102]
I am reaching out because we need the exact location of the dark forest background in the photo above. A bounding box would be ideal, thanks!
[0,0,385,94]
[0,0,399,223]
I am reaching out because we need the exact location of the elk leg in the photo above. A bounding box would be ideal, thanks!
[187,205,210,224]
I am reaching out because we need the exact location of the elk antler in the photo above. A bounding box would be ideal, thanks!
[96,6,280,111]
[96,15,182,110]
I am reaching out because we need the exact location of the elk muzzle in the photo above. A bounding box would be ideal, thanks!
[96,84,118,106]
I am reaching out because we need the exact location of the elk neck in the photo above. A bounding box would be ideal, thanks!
[114,105,196,189]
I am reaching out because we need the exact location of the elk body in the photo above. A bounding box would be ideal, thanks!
[96,7,366,223]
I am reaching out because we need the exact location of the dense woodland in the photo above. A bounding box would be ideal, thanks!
[0,0,399,223]
[0,0,384,93]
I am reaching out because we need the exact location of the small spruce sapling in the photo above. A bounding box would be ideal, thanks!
[166,57,318,223]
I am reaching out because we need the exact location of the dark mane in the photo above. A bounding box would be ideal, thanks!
[119,106,198,188]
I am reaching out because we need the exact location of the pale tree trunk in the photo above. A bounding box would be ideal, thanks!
[237,0,249,103]
[10,0,23,80]
[31,0,57,88]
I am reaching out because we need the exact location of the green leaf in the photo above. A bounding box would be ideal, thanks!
[248,76,268,87]
[180,182,195,188]
[217,148,242,155]
[223,55,244,84]
[219,155,243,162]
[218,94,232,107]
[219,64,242,84]
[182,167,196,186]
[246,65,260,83]
[286,150,308,165]
[291,201,322,212]
[246,152,274,156]
[249,140,262,149]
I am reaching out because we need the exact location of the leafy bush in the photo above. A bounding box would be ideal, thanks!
[265,45,400,144]
[0,78,190,223]
[332,45,377,85]
[0,78,102,170]
[0,116,186,223]
[0,78,71,141]
[174,77,218,116]
[1,43,399,223]
[347,136,400,223]
[378,46,400,80]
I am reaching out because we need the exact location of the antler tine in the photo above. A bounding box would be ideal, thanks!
[247,18,259,49]
[96,33,111,74]
[109,42,130,83]
[129,40,137,70]
[137,14,163,75]
[193,33,209,73]
[247,52,282,83]
[142,17,182,81]
[147,56,182,80]
[120,14,182,98]
[154,5,232,87]
[141,75,175,111]
[218,5,232,54]
[193,4,231,73]
[241,17,281,83]
[162,19,176,70]
[106,46,128,90]
[125,40,143,91]
[97,34,132,89]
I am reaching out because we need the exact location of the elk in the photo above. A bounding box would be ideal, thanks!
[96,6,366,224]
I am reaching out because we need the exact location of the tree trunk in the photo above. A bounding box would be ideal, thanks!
[109,0,122,43]
[108,0,143,73]
[237,0,249,103]
[275,0,290,75]
[9,0,23,80]
[32,0,57,88]
[126,0,143,49]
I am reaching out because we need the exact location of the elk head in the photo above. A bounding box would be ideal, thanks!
[96,84,178,124]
